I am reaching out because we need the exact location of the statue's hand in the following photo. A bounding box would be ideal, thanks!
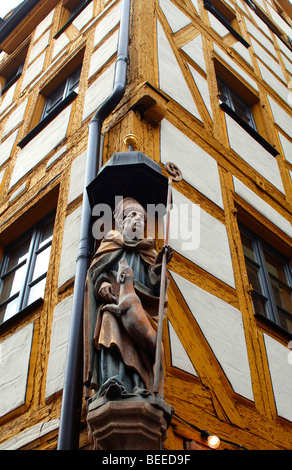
[155,245,173,266]
[97,282,117,304]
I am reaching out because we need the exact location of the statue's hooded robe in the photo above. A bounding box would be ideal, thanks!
[83,229,166,399]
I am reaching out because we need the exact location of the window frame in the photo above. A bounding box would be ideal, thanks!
[240,225,292,336]
[217,78,279,156]
[204,0,250,48]
[243,0,292,51]
[17,65,81,149]
[54,0,93,39]
[0,212,55,325]
[218,78,257,130]
[41,66,81,121]
[1,63,24,95]
[0,40,29,96]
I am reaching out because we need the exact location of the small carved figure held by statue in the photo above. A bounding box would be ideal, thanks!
[84,197,172,402]
[102,257,157,362]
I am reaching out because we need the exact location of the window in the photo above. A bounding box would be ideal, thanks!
[0,214,55,324]
[54,0,92,39]
[1,63,24,95]
[243,0,292,51]
[217,76,278,156]
[68,0,89,19]
[204,0,250,48]
[18,63,81,149]
[41,66,80,121]
[218,79,257,130]
[240,226,292,334]
[0,40,29,95]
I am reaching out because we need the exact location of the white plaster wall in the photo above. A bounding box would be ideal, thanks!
[248,9,273,38]
[268,96,292,138]
[67,150,86,204]
[82,63,115,121]
[159,0,191,33]
[58,205,82,288]
[278,39,292,62]
[0,419,59,450]
[251,38,285,82]
[257,60,289,104]
[72,1,94,31]
[233,177,292,237]
[245,18,274,55]
[46,296,73,398]
[263,334,292,422]
[160,120,223,208]
[232,42,253,67]
[278,132,292,165]
[10,105,72,188]
[281,53,292,76]
[225,113,285,193]
[0,130,18,166]
[168,321,197,376]
[181,34,206,73]
[21,52,46,91]
[170,270,254,401]
[46,145,67,169]
[34,9,54,41]
[2,98,28,138]
[0,83,16,115]
[169,188,235,288]
[28,30,50,65]
[266,4,292,38]
[93,3,121,47]
[88,30,119,79]
[52,33,70,60]
[0,323,34,417]
[188,64,213,119]
[157,21,201,120]
[208,11,230,37]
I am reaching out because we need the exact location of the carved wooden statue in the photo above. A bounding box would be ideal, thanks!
[84,197,172,402]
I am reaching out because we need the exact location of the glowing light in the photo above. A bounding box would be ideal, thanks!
[201,430,221,449]
[207,434,221,449]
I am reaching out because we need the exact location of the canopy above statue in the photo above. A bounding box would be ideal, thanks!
[86,151,169,214]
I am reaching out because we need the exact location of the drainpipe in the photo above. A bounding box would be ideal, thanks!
[57,0,131,450]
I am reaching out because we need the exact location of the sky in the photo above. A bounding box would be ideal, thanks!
[0,0,23,19]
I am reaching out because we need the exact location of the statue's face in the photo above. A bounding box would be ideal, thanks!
[122,208,145,239]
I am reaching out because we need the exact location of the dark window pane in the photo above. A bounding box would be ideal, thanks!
[240,226,292,334]
[6,237,30,271]
[241,231,256,261]
[245,259,262,292]
[251,290,268,317]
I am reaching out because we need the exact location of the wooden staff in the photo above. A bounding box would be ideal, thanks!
[153,162,182,395]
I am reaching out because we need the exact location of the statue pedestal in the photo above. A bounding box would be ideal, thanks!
[87,396,173,450]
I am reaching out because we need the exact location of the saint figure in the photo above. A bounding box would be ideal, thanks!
[84,197,171,401]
